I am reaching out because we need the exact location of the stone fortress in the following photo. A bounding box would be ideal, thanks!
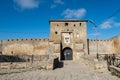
[0,20,120,61]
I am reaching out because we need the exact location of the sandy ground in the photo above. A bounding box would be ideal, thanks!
[0,61,119,80]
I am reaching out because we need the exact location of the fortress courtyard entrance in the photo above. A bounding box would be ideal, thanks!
[61,47,73,60]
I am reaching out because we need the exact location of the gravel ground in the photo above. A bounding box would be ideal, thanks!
[0,61,119,80]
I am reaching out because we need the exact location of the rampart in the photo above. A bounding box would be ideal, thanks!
[0,38,49,55]
[110,36,120,54]
[88,39,114,55]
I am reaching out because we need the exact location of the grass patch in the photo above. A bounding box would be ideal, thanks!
[111,72,120,78]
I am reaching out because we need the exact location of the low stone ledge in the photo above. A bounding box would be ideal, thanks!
[0,56,60,75]
[109,66,120,77]
[81,55,107,70]
[0,62,48,70]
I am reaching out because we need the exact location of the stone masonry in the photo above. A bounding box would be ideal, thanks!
[0,20,120,61]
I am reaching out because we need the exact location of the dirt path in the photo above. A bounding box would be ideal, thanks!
[0,61,119,80]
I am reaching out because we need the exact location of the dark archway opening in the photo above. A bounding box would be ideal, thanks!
[61,47,73,60]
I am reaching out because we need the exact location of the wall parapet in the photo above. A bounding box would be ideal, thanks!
[88,39,113,42]
[88,39,114,55]
[1,38,49,43]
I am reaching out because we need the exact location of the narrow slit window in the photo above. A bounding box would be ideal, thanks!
[55,31,58,34]
[80,23,82,26]
[65,23,68,26]
[74,24,76,26]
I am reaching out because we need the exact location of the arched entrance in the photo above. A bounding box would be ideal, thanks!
[61,47,73,60]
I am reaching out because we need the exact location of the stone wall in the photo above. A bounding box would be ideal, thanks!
[0,55,59,70]
[88,39,114,55]
[49,20,88,60]
[0,38,49,55]
[110,36,120,54]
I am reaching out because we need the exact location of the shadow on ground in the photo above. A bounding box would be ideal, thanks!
[53,58,64,69]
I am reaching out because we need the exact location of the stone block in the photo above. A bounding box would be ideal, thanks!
[46,64,53,70]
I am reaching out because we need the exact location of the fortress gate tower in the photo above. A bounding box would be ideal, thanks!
[49,20,88,60]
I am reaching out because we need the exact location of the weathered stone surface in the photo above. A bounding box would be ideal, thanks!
[110,36,120,54]
[88,39,114,55]
[46,64,53,70]
[0,61,119,80]
[1,39,49,55]
[50,20,88,60]
[0,20,120,61]
[109,66,120,77]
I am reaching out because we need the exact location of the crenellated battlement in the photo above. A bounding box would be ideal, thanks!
[88,39,115,55]
[0,38,49,43]
[88,39,113,42]
[0,38,50,55]
[0,20,119,60]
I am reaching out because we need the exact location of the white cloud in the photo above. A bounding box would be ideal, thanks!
[54,0,64,5]
[100,19,113,29]
[114,22,120,27]
[13,0,39,10]
[100,18,120,29]
[62,8,86,19]
[51,0,64,9]
[89,32,101,36]
[50,4,57,9]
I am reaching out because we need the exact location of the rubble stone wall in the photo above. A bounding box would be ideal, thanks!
[110,36,120,54]
[0,38,49,55]
[88,39,114,55]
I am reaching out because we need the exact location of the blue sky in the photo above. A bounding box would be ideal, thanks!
[0,0,120,40]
